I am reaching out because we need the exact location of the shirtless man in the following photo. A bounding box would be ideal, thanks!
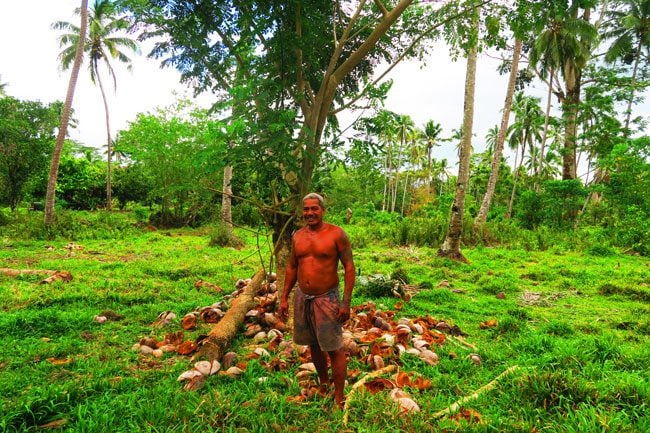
[278,193,355,408]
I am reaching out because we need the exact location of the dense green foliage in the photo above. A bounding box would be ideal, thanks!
[0,97,61,211]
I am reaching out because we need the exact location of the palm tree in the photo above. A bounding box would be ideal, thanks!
[529,2,598,179]
[430,158,451,196]
[602,0,650,132]
[372,110,398,211]
[45,0,89,225]
[484,125,500,154]
[423,120,442,193]
[53,0,138,211]
[505,92,543,218]
[401,126,424,215]
[392,114,415,212]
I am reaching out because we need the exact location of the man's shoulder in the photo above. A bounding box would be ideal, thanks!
[325,223,349,239]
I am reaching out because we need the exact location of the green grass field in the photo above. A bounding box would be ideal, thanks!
[1,224,648,432]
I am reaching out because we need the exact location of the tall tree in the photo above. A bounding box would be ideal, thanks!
[438,3,481,262]
[393,114,416,212]
[122,0,485,231]
[0,98,61,210]
[529,0,598,179]
[124,0,486,359]
[602,0,650,132]
[53,0,138,211]
[475,38,522,227]
[45,0,89,225]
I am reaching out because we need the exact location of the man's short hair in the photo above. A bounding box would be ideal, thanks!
[303,192,325,209]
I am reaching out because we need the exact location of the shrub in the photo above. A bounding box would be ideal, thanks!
[133,206,149,223]
[357,274,395,298]
[208,223,244,248]
[516,180,587,230]
[348,228,371,249]
[387,216,447,247]
[587,244,616,257]
[390,267,410,284]
[0,210,139,240]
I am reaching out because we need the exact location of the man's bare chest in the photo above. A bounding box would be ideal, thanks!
[294,235,337,260]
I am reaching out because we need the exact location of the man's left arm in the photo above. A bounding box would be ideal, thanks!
[337,229,355,322]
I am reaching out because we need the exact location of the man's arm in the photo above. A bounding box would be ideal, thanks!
[337,229,355,322]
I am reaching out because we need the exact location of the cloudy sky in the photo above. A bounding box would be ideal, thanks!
[1,0,617,170]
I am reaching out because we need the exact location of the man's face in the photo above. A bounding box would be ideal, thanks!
[303,198,324,227]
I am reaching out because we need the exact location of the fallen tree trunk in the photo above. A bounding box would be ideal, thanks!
[1,268,73,284]
[1,268,59,276]
[196,269,266,360]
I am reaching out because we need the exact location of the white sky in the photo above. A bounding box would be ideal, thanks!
[2,1,645,172]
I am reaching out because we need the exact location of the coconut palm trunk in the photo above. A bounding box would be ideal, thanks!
[562,64,580,180]
[475,38,522,227]
[438,23,477,262]
[624,40,643,131]
[45,0,88,225]
[94,59,113,211]
[537,68,555,185]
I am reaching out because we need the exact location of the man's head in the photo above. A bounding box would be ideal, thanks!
[302,193,325,228]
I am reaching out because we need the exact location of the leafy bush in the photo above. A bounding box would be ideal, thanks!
[607,206,650,255]
[387,216,447,247]
[133,206,149,223]
[371,211,402,225]
[357,274,395,298]
[208,223,244,248]
[587,244,616,256]
[390,267,410,284]
[348,227,371,249]
[516,180,587,229]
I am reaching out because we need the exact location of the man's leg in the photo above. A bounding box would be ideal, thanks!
[309,344,330,390]
[328,348,347,408]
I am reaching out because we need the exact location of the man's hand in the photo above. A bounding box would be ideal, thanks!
[278,298,289,322]
[338,305,350,323]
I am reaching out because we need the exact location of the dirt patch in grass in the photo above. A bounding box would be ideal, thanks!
[519,291,572,307]
[598,284,650,303]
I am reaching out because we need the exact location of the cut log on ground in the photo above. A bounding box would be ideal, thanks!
[196,269,266,361]
[1,268,73,284]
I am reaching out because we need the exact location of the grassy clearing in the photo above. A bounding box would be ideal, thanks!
[1,222,648,432]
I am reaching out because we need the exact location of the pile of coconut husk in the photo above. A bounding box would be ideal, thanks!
[127,274,484,415]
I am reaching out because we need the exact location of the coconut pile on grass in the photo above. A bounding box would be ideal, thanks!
[129,276,480,412]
